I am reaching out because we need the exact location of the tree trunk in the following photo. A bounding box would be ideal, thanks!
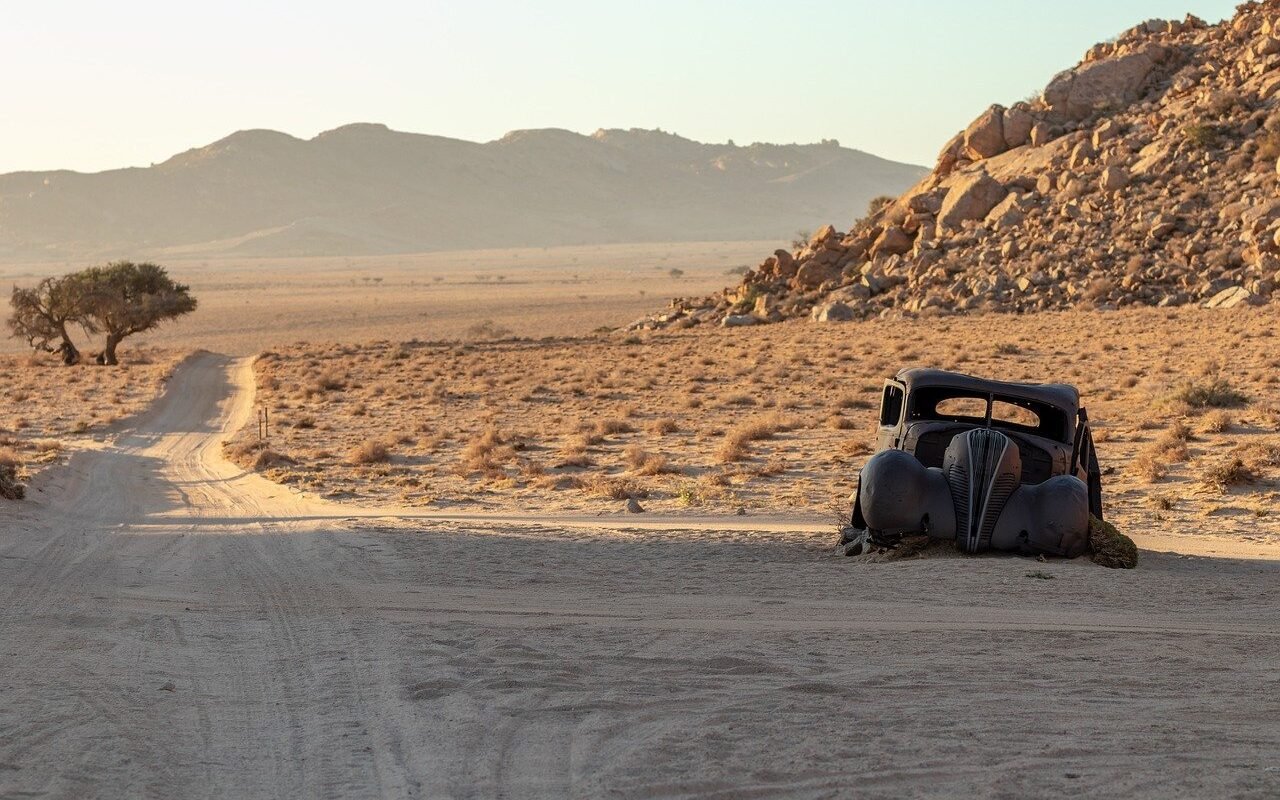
[58,339,80,366]
[55,323,80,366]
[102,334,121,366]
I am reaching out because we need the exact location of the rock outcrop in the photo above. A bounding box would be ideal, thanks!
[632,2,1280,331]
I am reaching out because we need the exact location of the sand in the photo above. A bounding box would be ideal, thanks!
[0,242,777,356]
[2,353,1279,798]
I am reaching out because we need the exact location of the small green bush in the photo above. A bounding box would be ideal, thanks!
[1089,516,1137,569]
[1184,123,1221,149]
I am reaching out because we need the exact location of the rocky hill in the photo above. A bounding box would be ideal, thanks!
[0,127,925,261]
[633,2,1280,331]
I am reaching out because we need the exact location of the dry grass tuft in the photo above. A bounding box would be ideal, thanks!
[594,419,635,436]
[717,411,795,463]
[624,444,678,476]
[253,449,298,470]
[579,473,644,500]
[0,447,25,500]
[648,418,679,435]
[348,439,392,465]
[1199,410,1232,434]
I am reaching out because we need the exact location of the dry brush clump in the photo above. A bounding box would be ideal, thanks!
[348,438,393,465]
[0,447,25,501]
[718,412,795,463]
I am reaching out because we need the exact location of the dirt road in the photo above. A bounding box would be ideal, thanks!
[2,354,1279,798]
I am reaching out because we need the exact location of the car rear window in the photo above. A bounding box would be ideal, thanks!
[908,387,1069,442]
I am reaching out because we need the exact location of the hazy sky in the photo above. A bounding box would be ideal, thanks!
[2,0,1239,174]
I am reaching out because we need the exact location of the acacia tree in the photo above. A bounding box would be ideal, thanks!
[7,275,94,365]
[81,262,197,365]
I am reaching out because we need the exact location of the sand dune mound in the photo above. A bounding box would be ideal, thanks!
[635,2,1280,330]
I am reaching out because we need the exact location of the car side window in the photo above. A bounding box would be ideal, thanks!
[880,385,904,426]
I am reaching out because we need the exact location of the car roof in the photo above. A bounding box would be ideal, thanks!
[893,368,1080,415]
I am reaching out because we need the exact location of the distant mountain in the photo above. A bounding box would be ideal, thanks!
[0,125,926,260]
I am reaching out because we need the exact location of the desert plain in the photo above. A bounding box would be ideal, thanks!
[3,242,1280,798]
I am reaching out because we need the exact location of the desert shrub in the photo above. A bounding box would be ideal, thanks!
[1184,123,1221,149]
[1201,457,1252,491]
[1130,452,1167,483]
[459,427,513,474]
[311,369,347,393]
[836,396,873,410]
[828,415,855,430]
[1167,378,1247,410]
[866,195,894,217]
[731,285,763,314]
[718,412,793,463]
[464,320,513,340]
[1199,410,1232,433]
[624,445,677,476]
[348,439,392,465]
[253,449,297,470]
[1257,130,1280,161]
[594,419,634,436]
[1089,517,1137,569]
[0,447,24,500]
[648,418,679,435]
[579,474,644,500]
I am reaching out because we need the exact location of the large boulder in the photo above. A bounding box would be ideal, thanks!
[1002,106,1035,149]
[963,105,1007,160]
[870,225,913,257]
[938,171,1008,231]
[811,301,856,322]
[1042,45,1164,120]
[1205,286,1265,309]
[793,260,841,290]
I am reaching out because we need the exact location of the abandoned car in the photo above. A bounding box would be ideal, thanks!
[843,368,1103,557]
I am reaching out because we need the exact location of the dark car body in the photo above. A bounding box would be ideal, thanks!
[846,368,1102,556]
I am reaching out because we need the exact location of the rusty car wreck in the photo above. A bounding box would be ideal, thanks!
[842,368,1103,557]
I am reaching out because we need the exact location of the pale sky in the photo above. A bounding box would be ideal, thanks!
[1,0,1239,175]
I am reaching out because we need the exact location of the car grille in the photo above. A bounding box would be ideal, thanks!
[947,429,1018,553]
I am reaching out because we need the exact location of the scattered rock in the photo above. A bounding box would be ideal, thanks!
[1099,165,1130,193]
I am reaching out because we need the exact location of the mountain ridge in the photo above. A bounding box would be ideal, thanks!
[0,125,926,261]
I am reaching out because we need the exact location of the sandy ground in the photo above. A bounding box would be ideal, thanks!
[223,306,1280,549]
[0,242,776,356]
[0,348,185,481]
[3,352,1280,798]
